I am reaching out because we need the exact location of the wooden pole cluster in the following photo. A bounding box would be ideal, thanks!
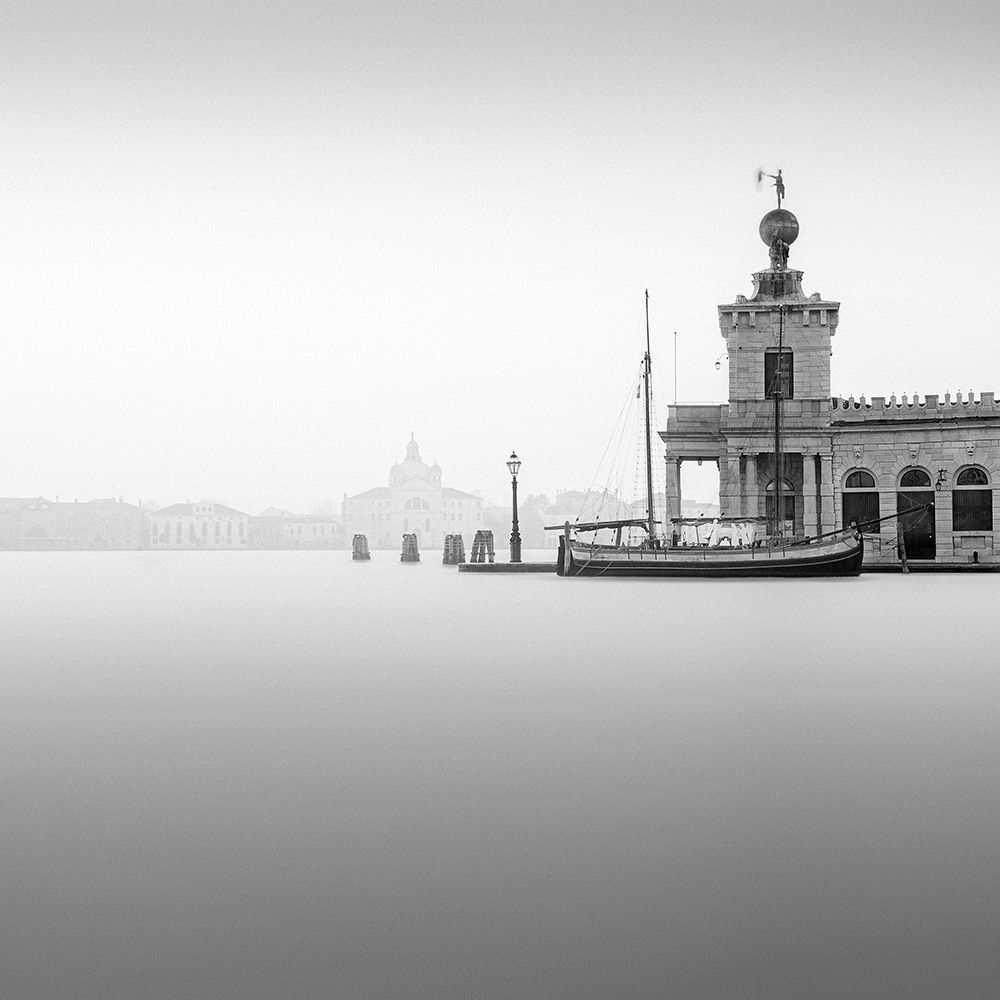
[400,533,420,562]
[443,534,466,565]
[470,530,495,563]
[352,534,371,560]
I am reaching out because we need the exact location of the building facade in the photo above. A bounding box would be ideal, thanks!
[342,436,484,549]
[662,208,1000,568]
[150,502,250,549]
[249,508,342,548]
[0,498,146,550]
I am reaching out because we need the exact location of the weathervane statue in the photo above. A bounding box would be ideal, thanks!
[757,167,785,208]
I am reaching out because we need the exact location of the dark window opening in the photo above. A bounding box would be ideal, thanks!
[845,470,876,489]
[900,468,931,488]
[957,467,989,487]
[764,349,793,399]
[954,468,992,531]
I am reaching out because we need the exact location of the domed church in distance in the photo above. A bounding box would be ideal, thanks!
[661,204,1000,568]
[342,436,484,550]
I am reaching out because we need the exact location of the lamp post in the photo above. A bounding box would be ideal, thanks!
[507,451,522,563]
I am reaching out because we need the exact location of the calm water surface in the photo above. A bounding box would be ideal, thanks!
[2,552,998,999]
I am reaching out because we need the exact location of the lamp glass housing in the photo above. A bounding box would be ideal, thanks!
[507,452,521,477]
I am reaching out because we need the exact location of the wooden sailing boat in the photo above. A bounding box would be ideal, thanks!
[549,294,864,577]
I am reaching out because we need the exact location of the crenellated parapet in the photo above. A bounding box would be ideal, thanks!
[830,391,1000,421]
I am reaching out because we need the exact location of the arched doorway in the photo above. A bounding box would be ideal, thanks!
[765,478,795,536]
[897,468,935,560]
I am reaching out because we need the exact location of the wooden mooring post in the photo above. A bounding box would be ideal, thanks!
[443,534,466,565]
[897,528,909,573]
[470,529,495,563]
[352,534,371,560]
[400,533,420,563]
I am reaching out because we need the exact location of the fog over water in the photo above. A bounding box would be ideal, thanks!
[3,553,998,999]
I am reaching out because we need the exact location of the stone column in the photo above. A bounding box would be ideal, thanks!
[802,453,817,538]
[722,454,742,518]
[663,456,681,524]
[744,455,758,518]
[819,452,836,533]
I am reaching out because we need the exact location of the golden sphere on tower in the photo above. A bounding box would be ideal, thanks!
[759,208,799,247]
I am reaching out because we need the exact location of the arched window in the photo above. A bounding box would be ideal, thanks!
[765,478,795,523]
[843,470,879,532]
[845,471,875,488]
[957,467,988,485]
[954,467,992,531]
[899,468,931,488]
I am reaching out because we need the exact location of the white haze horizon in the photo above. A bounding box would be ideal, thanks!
[3,1,999,512]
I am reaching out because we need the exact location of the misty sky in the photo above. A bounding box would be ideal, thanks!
[3,0,999,512]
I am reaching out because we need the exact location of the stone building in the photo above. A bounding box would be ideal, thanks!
[150,502,250,549]
[342,436,484,549]
[0,497,146,550]
[662,206,999,568]
[249,508,342,548]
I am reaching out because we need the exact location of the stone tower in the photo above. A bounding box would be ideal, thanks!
[662,195,1000,566]
[720,208,839,409]
[662,206,842,538]
[716,208,841,534]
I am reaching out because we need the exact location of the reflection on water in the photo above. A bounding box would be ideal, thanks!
[2,552,998,999]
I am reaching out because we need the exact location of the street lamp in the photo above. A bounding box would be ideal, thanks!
[507,451,522,563]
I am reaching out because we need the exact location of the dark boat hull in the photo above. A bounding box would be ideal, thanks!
[557,534,863,578]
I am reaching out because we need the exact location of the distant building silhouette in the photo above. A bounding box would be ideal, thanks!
[149,502,250,549]
[250,507,342,548]
[342,436,484,549]
[0,497,146,550]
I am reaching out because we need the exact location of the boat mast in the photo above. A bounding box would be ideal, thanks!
[773,304,784,542]
[643,289,655,539]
